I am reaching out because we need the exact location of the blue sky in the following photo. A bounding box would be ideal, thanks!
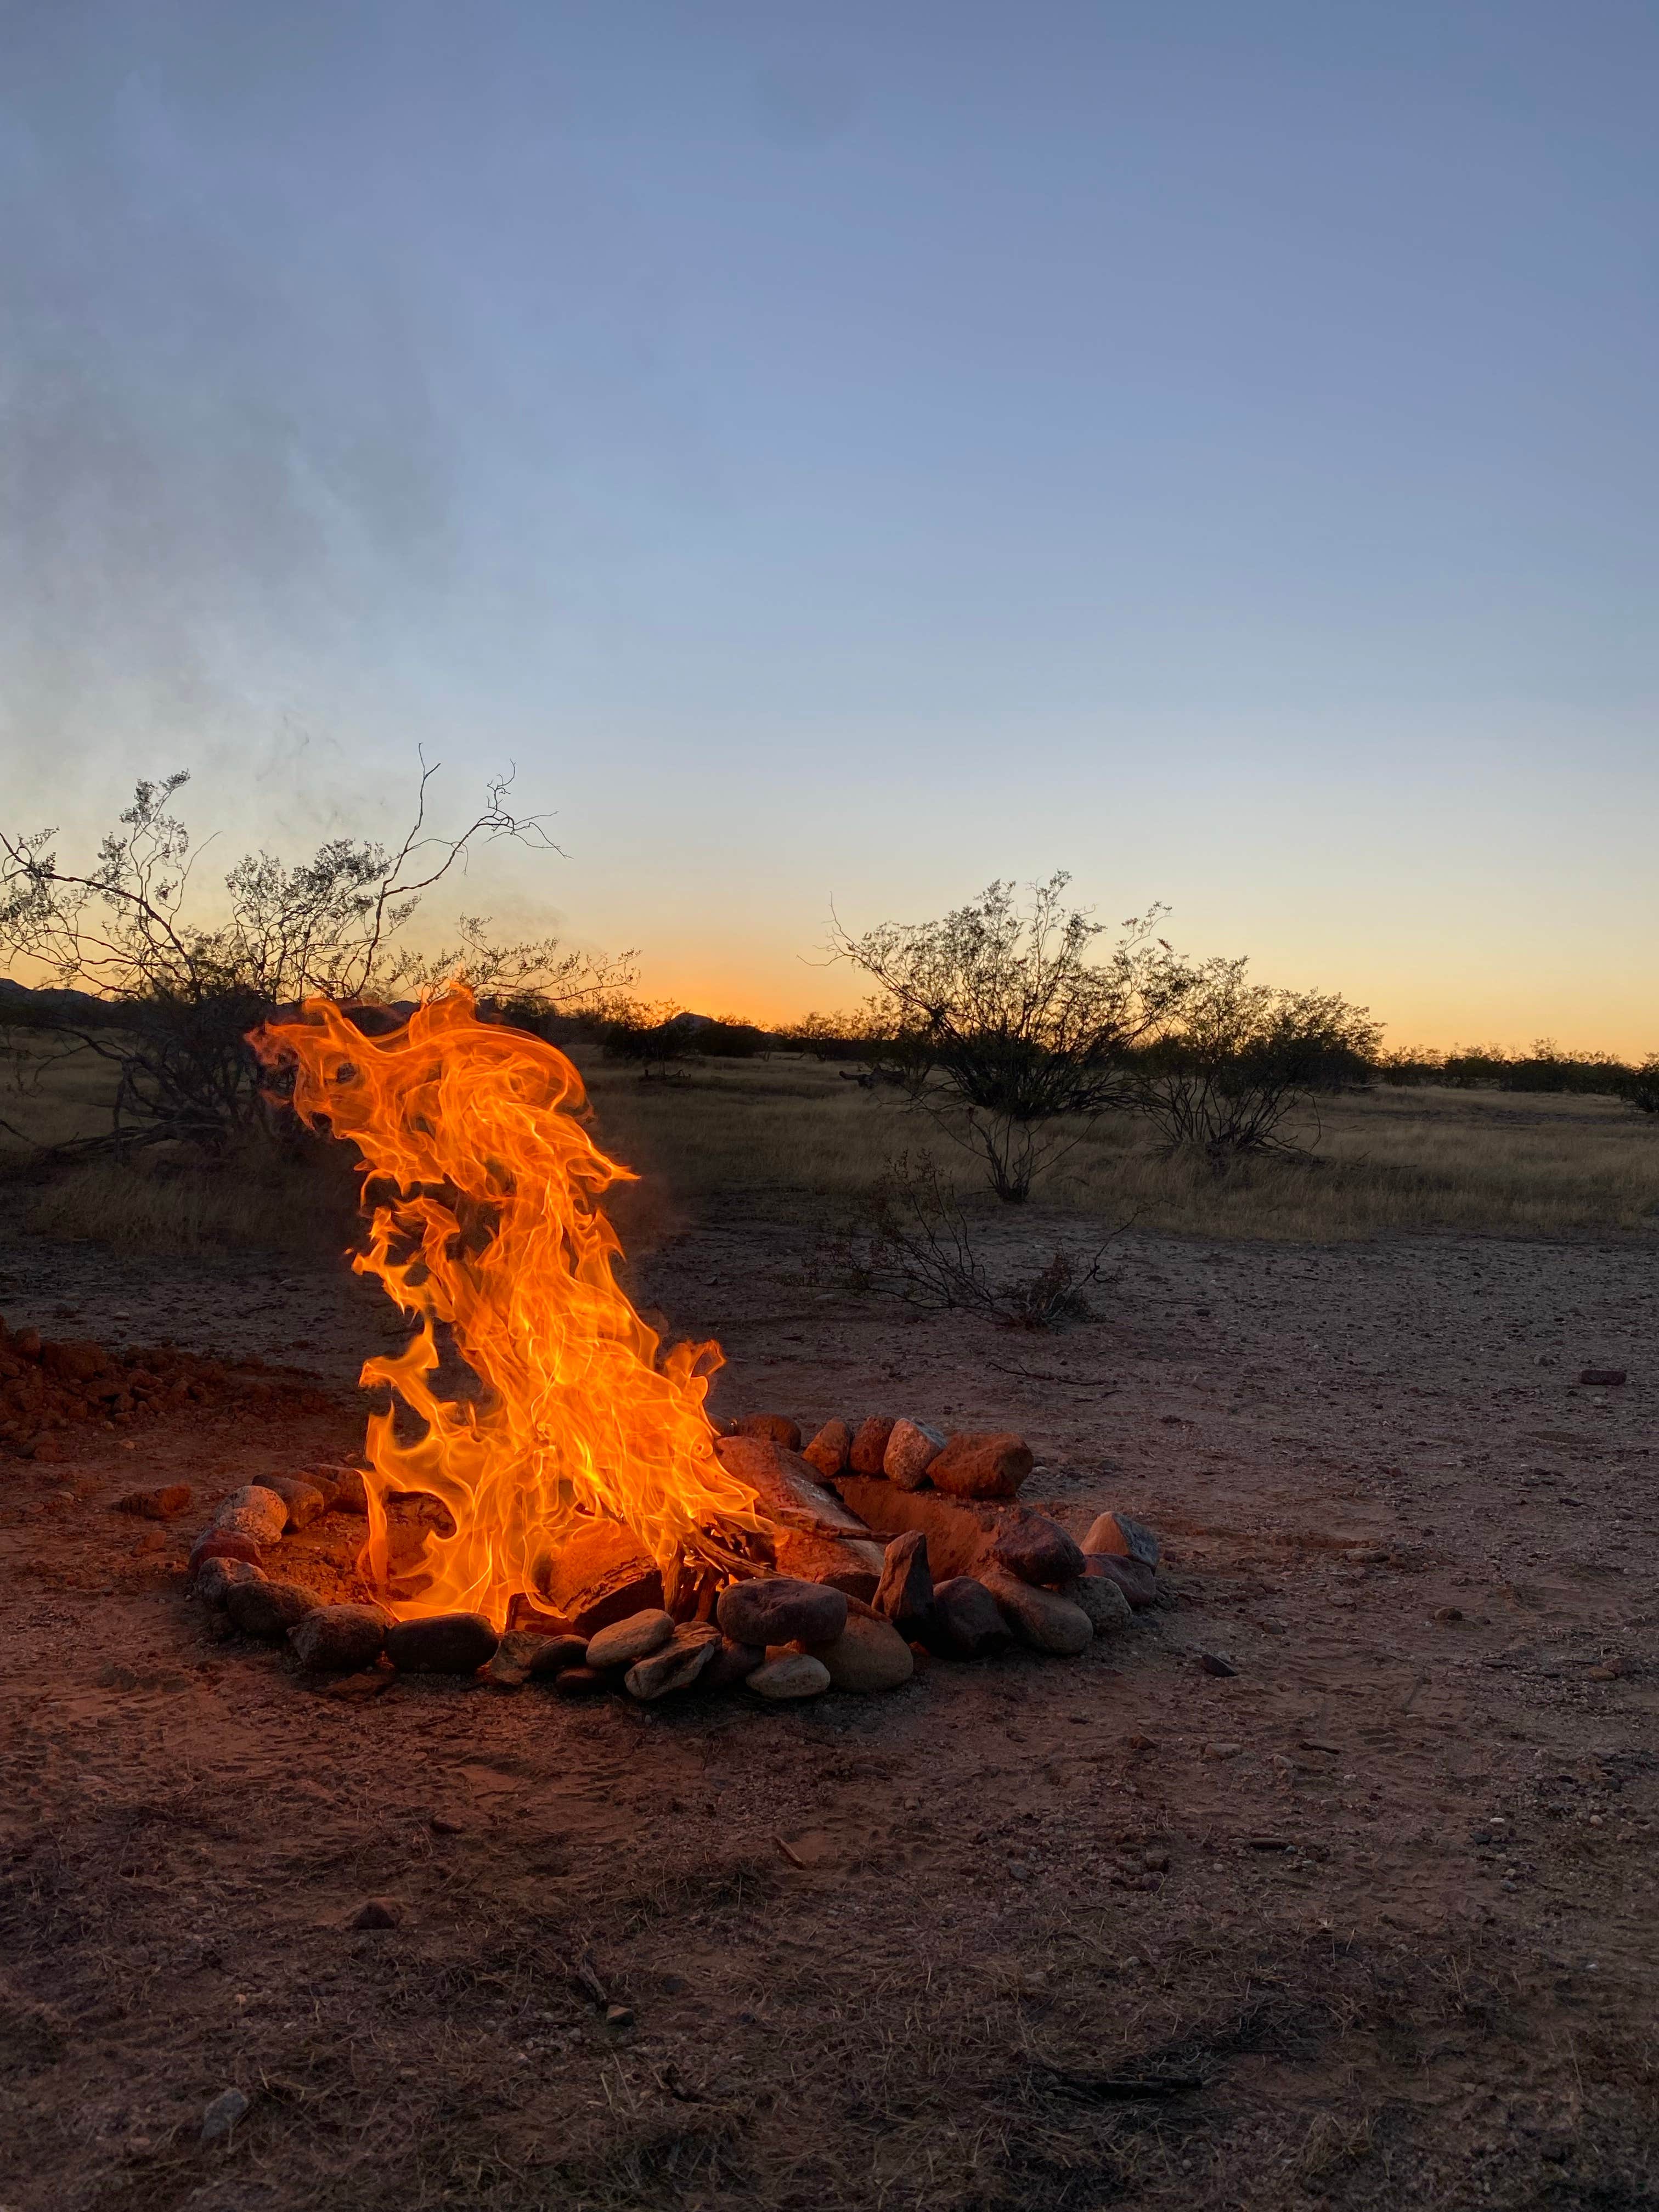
[3,1,1656,1045]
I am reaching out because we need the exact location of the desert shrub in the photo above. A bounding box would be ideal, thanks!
[0,764,626,1156]
[830,1152,1122,1328]
[833,874,1186,1201]
[1132,961,1379,1161]
[1619,1056,1659,1115]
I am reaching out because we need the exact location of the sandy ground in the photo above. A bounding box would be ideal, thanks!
[0,1210,1655,2210]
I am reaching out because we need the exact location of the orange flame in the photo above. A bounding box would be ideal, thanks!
[253,986,768,1625]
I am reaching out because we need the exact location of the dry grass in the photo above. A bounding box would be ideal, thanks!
[5,1036,1658,1253]
[586,1059,1659,1242]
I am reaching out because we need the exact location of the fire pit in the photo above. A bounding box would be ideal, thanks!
[178,990,1166,1702]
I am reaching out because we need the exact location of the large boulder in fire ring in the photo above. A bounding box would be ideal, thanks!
[290,1604,391,1674]
[257,1474,329,1530]
[718,1575,847,1649]
[928,1433,1034,1500]
[735,1412,803,1451]
[1066,1572,1132,1636]
[873,1528,934,1635]
[746,1652,831,1701]
[801,1420,852,1479]
[385,1612,500,1676]
[195,1556,266,1607]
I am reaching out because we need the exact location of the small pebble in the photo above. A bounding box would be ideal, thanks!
[352,1898,403,1929]
[200,2087,249,2145]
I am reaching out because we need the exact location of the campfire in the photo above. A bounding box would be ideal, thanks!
[179,989,1164,1701]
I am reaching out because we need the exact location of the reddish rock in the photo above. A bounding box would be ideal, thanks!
[801,1419,853,1480]
[625,1623,721,1700]
[40,1340,108,1385]
[195,1556,266,1606]
[928,1432,1032,1500]
[736,1412,803,1451]
[352,1897,403,1929]
[715,1435,886,1599]
[114,1483,193,1521]
[257,1475,328,1529]
[807,1614,914,1692]
[873,1528,934,1634]
[526,1634,591,1679]
[325,1466,370,1514]
[1081,1511,1160,1566]
[189,1529,264,1576]
[989,1506,1086,1588]
[830,1476,1006,1580]
[981,1564,1092,1655]
[884,1419,945,1490]
[849,1417,896,1476]
[551,1665,609,1699]
[923,1576,1012,1660]
[209,1485,289,1545]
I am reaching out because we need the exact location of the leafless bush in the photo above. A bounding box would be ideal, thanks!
[0,760,629,1158]
[826,1152,1125,1328]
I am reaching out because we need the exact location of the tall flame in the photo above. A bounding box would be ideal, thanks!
[254,987,768,1625]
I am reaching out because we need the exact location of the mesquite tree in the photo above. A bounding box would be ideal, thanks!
[832,873,1188,1200]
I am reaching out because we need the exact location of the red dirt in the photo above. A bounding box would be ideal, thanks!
[0,1215,1654,2209]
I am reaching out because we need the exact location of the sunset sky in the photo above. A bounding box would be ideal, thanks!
[3,2,1656,1051]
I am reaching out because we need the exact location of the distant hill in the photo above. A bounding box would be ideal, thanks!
[0,977,124,1028]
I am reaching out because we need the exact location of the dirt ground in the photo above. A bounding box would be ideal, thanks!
[0,1208,1655,2211]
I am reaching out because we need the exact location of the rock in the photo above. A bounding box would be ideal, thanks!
[700,1636,764,1692]
[289,1603,390,1674]
[736,1412,803,1451]
[605,2001,634,2028]
[542,1520,664,1637]
[1082,1553,1158,1610]
[981,1564,1092,1655]
[323,1667,393,1701]
[746,1652,832,1700]
[1578,1367,1628,1386]
[801,1419,852,1479]
[808,1613,914,1692]
[210,1485,289,1545]
[929,1432,1033,1499]
[256,1474,328,1529]
[385,1612,499,1675]
[225,1578,317,1640]
[200,2087,249,2145]
[326,1466,370,1514]
[352,1897,403,1929]
[831,1475,1009,1578]
[585,1610,674,1671]
[849,1416,896,1475]
[526,1634,591,1679]
[923,1574,1014,1659]
[625,1623,721,1700]
[1199,1651,1238,1677]
[194,1555,266,1607]
[714,1435,886,1598]
[873,1528,934,1633]
[884,1418,945,1490]
[483,1630,553,1688]
[1081,1510,1160,1566]
[551,1665,610,1698]
[189,1529,264,1575]
[717,1575,848,1647]
[1065,1573,1132,1635]
[989,1506,1086,1587]
[114,1483,192,1520]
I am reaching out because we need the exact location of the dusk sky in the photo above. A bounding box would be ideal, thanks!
[3,1,1656,1049]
